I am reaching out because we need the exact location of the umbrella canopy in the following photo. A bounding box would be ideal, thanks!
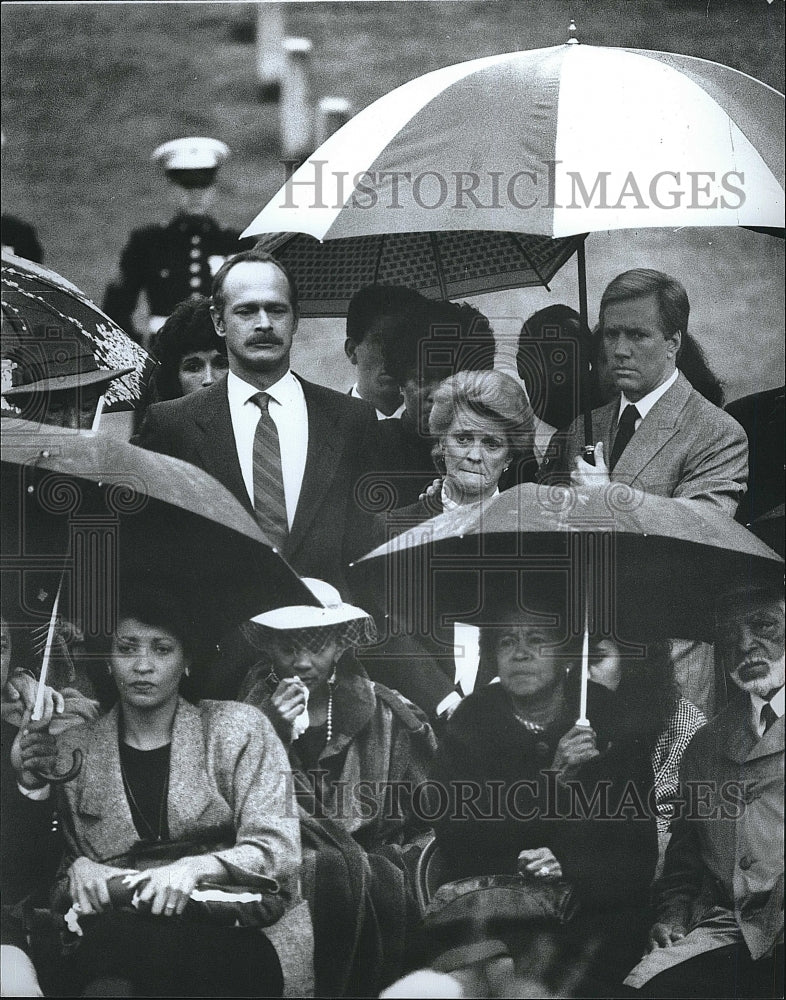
[349,484,784,643]
[1,418,319,641]
[1,252,153,410]
[251,230,586,317]
[244,44,784,241]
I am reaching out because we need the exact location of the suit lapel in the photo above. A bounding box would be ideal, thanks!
[192,379,253,515]
[612,374,690,484]
[287,378,342,557]
[722,697,760,764]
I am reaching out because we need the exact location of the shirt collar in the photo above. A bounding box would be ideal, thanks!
[227,368,297,408]
[750,684,785,723]
[619,367,679,421]
[350,383,405,419]
[441,485,500,511]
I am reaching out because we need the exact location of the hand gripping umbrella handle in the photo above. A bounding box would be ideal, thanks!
[32,748,84,785]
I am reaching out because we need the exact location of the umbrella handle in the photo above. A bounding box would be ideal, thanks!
[32,748,83,785]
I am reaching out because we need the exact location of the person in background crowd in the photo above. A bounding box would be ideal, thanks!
[134,248,380,595]
[48,590,299,997]
[626,583,783,999]
[1,338,132,430]
[1,130,43,263]
[725,384,785,535]
[103,137,251,347]
[133,295,229,429]
[541,268,747,515]
[240,578,437,997]
[516,304,597,443]
[344,285,428,419]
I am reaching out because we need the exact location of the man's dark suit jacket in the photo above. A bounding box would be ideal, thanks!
[133,375,380,596]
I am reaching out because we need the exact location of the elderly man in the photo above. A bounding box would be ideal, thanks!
[541,268,748,515]
[134,247,380,595]
[625,584,784,999]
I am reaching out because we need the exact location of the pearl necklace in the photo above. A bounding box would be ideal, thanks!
[326,683,334,743]
[511,709,546,733]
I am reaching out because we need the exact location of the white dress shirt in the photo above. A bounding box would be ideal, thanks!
[350,383,405,420]
[750,684,785,739]
[618,367,679,429]
[226,370,308,529]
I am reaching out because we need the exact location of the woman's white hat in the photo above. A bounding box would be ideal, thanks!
[250,578,373,631]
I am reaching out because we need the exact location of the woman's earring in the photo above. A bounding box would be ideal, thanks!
[328,667,337,685]
[184,666,190,677]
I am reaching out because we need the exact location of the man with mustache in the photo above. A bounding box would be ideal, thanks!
[625,584,783,998]
[134,248,380,596]
[540,268,748,515]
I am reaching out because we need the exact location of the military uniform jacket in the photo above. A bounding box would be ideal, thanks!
[102,213,249,334]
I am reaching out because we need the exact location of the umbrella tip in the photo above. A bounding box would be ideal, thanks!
[567,19,579,44]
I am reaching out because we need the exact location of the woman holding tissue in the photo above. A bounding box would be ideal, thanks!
[425,589,658,991]
[239,579,438,996]
[48,590,300,998]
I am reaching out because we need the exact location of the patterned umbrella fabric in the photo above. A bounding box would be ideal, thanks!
[244,44,784,240]
[1,252,153,410]
[253,230,585,317]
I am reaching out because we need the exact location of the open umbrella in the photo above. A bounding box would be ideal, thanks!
[250,230,585,318]
[349,484,784,710]
[1,252,154,411]
[1,417,319,635]
[244,42,783,241]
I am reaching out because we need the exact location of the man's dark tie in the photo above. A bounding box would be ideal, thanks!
[609,404,640,470]
[251,392,289,551]
[760,702,778,735]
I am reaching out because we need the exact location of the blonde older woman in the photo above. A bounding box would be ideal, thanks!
[385,368,536,528]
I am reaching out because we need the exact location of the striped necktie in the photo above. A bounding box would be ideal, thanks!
[251,392,289,550]
[760,702,778,735]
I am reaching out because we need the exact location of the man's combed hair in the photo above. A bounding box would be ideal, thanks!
[599,268,689,339]
[211,246,300,319]
[346,284,430,344]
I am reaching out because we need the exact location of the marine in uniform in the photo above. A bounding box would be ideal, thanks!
[102,137,252,345]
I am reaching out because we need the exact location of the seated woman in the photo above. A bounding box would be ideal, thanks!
[239,578,438,996]
[426,591,658,991]
[48,591,300,998]
[589,638,707,845]
[133,295,228,429]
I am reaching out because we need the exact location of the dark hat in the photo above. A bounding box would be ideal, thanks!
[2,337,133,397]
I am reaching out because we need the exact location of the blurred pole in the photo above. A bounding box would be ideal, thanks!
[256,3,286,102]
[315,97,353,147]
[280,38,314,160]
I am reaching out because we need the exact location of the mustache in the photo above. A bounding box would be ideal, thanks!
[247,334,284,346]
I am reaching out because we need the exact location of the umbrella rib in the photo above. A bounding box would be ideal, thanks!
[372,234,388,286]
[427,233,449,300]
[509,232,550,291]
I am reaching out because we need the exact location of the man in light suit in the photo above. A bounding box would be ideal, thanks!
[134,248,379,596]
[540,268,748,515]
[625,584,784,998]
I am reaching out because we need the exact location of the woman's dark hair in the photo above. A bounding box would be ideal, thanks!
[612,640,681,745]
[150,295,227,402]
[88,589,215,703]
[675,332,725,407]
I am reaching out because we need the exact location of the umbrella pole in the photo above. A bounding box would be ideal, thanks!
[576,600,591,727]
[31,578,62,722]
[577,239,594,460]
[91,394,106,432]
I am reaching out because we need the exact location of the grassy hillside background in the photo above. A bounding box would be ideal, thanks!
[2,0,784,403]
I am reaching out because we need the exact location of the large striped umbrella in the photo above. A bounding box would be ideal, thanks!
[243,42,784,240]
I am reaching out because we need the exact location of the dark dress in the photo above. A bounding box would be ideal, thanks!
[102,213,252,338]
[428,681,658,983]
